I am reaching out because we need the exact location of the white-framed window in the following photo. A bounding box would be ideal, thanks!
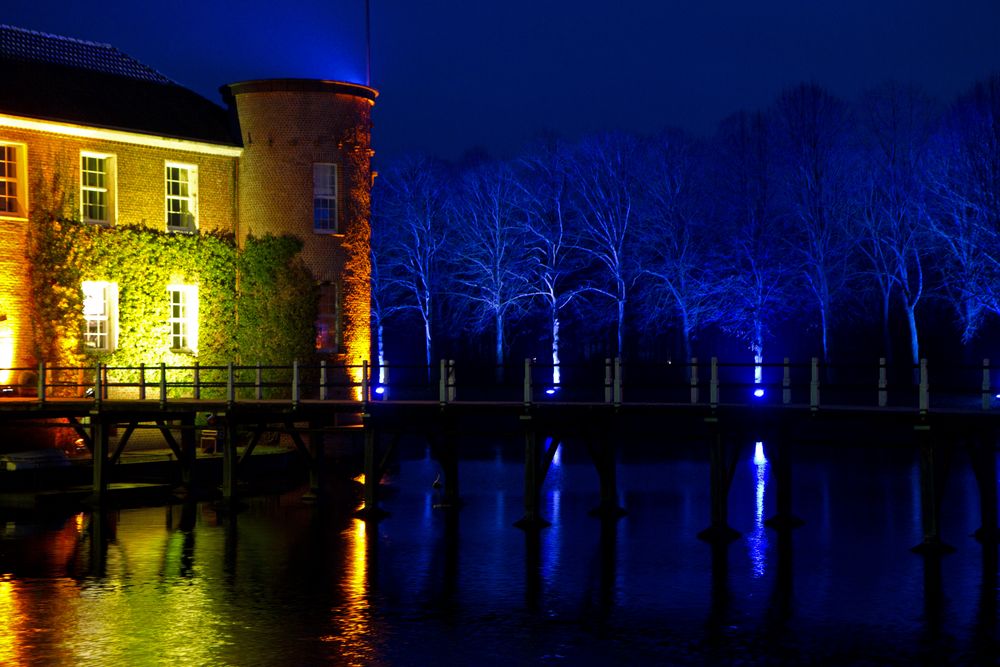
[80,152,116,224]
[82,280,117,351]
[0,142,28,219]
[167,284,198,353]
[313,163,338,233]
[315,282,340,352]
[165,162,198,232]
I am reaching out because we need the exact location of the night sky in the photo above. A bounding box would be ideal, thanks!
[6,1,1000,160]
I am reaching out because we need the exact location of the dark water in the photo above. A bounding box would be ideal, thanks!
[1,437,997,666]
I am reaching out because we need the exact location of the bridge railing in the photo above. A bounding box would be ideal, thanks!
[0,357,996,412]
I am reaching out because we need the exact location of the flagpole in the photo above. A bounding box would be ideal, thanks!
[365,0,372,86]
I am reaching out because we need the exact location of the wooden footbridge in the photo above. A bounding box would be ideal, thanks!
[1,356,998,552]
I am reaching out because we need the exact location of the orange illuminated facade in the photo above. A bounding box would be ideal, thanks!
[0,26,375,388]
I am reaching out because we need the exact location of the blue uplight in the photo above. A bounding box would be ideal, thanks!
[753,388,765,398]
[753,441,768,465]
[545,387,559,395]
[375,386,386,395]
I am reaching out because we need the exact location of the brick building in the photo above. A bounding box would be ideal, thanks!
[0,25,376,387]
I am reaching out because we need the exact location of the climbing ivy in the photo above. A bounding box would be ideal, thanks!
[26,185,317,397]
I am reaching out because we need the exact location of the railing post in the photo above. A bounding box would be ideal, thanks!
[159,362,167,408]
[604,358,613,404]
[439,359,448,405]
[102,363,109,400]
[37,361,45,406]
[138,362,146,400]
[919,358,929,414]
[193,361,201,400]
[982,359,991,411]
[878,357,888,408]
[447,359,456,402]
[710,357,718,409]
[782,357,791,405]
[810,357,820,410]
[690,357,699,405]
[227,362,235,406]
[255,362,263,400]
[292,360,300,407]
[524,358,533,407]
[361,359,370,406]
[93,363,102,408]
[320,360,328,401]
[613,357,623,406]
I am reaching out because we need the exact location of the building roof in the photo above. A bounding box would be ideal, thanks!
[0,25,238,146]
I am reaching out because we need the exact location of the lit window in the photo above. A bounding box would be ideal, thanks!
[165,163,198,232]
[81,152,116,224]
[315,282,339,352]
[167,285,198,352]
[0,142,27,219]
[82,281,117,351]
[313,163,338,232]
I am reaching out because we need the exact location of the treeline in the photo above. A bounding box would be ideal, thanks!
[371,76,1000,380]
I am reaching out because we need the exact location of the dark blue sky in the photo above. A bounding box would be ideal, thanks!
[7,1,1000,160]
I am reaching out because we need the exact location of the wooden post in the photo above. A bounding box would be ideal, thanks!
[710,357,719,409]
[515,415,547,528]
[878,357,888,408]
[361,414,380,516]
[439,359,448,405]
[361,359,370,408]
[255,362,263,400]
[810,357,820,410]
[782,357,791,405]
[221,414,238,506]
[613,357,623,406]
[227,363,235,407]
[919,359,929,414]
[320,360,328,401]
[697,422,739,543]
[178,412,196,494]
[37,361,45,406]
[193,361,201,400]
[971,432,999,543]
[690,357,699,405]
[303,419,325,502]
[159,362,167,409]
[604,358,613,404]
[88,413,108,505]
[523,358,533,407]
[93,363,102,409]
[292,360,300,407]
[982,359,991,411]
[765,436,804,530]
[912,424,953,554]
[138,362,146,400]
[447,360,456,402]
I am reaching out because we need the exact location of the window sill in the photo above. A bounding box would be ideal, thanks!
[167,226,197,235]
[313,229,344,236]
[0,214,28,222]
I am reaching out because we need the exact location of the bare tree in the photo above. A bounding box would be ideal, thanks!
[569,132,642,359]
[714,111,794,386]
[856,82,938,363]
[636,129,730,366]
[516,136,586,387]
[925,74,1000,341]
[372,154,451,376]
[450,159,533,380]
[771,83,858,365]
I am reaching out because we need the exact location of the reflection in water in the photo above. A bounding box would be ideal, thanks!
[0,575,22,665]
[324,518,372,667]
[747,443,769,579]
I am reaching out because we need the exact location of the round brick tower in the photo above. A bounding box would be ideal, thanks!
[223,79,376,373]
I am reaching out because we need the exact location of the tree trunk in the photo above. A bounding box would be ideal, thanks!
[551,311,561,387]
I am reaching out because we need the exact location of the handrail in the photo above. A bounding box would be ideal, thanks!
[0,358,995,413]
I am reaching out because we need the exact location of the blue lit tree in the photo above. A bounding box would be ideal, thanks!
[771,83,859,366]
[371,154,451,376]
[449,159,534,381]
[856,82,938,362]
[569,132,642,359]
[516,135,587,387]
[714,111,795,384]
[636,128,731,367]
[925,75,1000,342]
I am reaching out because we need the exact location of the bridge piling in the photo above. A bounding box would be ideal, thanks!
[765,434,804,530]
[912,424,955,554]
[515,415,549,528]
[971,430,999,543]
[86,411,109,506]
[698,418,740,543]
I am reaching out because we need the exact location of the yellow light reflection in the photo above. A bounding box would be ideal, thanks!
[0,575,23,665]
[323,518,372,666]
